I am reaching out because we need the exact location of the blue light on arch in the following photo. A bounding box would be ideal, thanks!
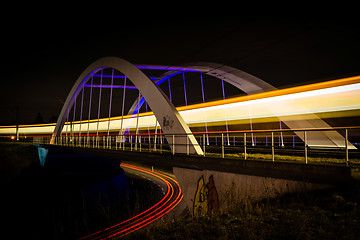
[132,72,185,115]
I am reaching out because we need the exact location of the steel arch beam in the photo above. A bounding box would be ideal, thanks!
[50,57,203,155]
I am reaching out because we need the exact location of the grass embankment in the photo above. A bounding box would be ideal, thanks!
[0,142,38,184]
[2,142,359,239]
[0,142,166,239]
[127,185,360,240]
[225,152,360,165]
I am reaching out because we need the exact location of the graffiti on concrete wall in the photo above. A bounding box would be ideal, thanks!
[193,175,219,217]
[173,167,330,217]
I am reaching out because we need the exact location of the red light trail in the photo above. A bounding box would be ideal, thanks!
[79,163,183,239]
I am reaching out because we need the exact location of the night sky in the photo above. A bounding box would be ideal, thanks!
[1,15,359,125]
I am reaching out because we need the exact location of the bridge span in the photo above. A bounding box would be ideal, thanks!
[1,57,359,154]
[1,56,359,238]
[0,57,360,239]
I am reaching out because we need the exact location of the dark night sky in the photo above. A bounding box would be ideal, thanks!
[1,14,360,125]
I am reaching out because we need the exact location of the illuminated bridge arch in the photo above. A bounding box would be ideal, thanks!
[128,61,351,148]
[50,57,203,154]
[51,57,353,152]
[184,62,352,148]
[127,62,276,114]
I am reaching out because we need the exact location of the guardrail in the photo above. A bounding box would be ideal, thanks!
[33,127,360,166]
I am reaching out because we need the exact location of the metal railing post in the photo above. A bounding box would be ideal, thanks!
[345,128,349,166]
[221,133,224,158]
[244,132,247,160]
[154,133,157,151]
[203,134,206,157]
[149,134,151,152]
[160,134,163,154]
[304,131,308,164]
[271,132,274,162]
[130,135,133,151]
[186,134,189,155]
[172,134,175,155]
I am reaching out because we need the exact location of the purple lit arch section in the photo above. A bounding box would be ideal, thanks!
[50,57,204,155]
[83,84,138,89]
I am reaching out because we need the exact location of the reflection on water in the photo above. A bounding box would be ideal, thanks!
[0,162,137,240]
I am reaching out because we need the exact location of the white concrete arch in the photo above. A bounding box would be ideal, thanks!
[127,62,276,117]
[50,57,203,155]
[159,62,277,94]
[154,62,354,149]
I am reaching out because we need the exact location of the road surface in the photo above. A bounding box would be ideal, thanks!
[79,163,183,239]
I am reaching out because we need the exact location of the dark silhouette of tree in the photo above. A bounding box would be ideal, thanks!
[49,115,58,123]
[35,113,44,124]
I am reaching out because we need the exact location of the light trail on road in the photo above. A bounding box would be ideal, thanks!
[79,163,183,239]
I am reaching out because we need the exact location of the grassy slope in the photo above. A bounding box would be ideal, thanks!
[2,142,359,239]
[127,185,360,240]
[0,142,38,184]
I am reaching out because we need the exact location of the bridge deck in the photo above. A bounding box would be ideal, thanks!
[40,144,359,186]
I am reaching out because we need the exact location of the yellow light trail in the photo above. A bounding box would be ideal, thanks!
[1,75,359,136]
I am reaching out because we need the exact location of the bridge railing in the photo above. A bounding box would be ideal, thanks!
[33,126,360,166]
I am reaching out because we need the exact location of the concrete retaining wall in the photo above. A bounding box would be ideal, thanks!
[173,167,330,216]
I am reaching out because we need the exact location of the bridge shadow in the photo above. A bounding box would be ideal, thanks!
[0,143,165,239]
